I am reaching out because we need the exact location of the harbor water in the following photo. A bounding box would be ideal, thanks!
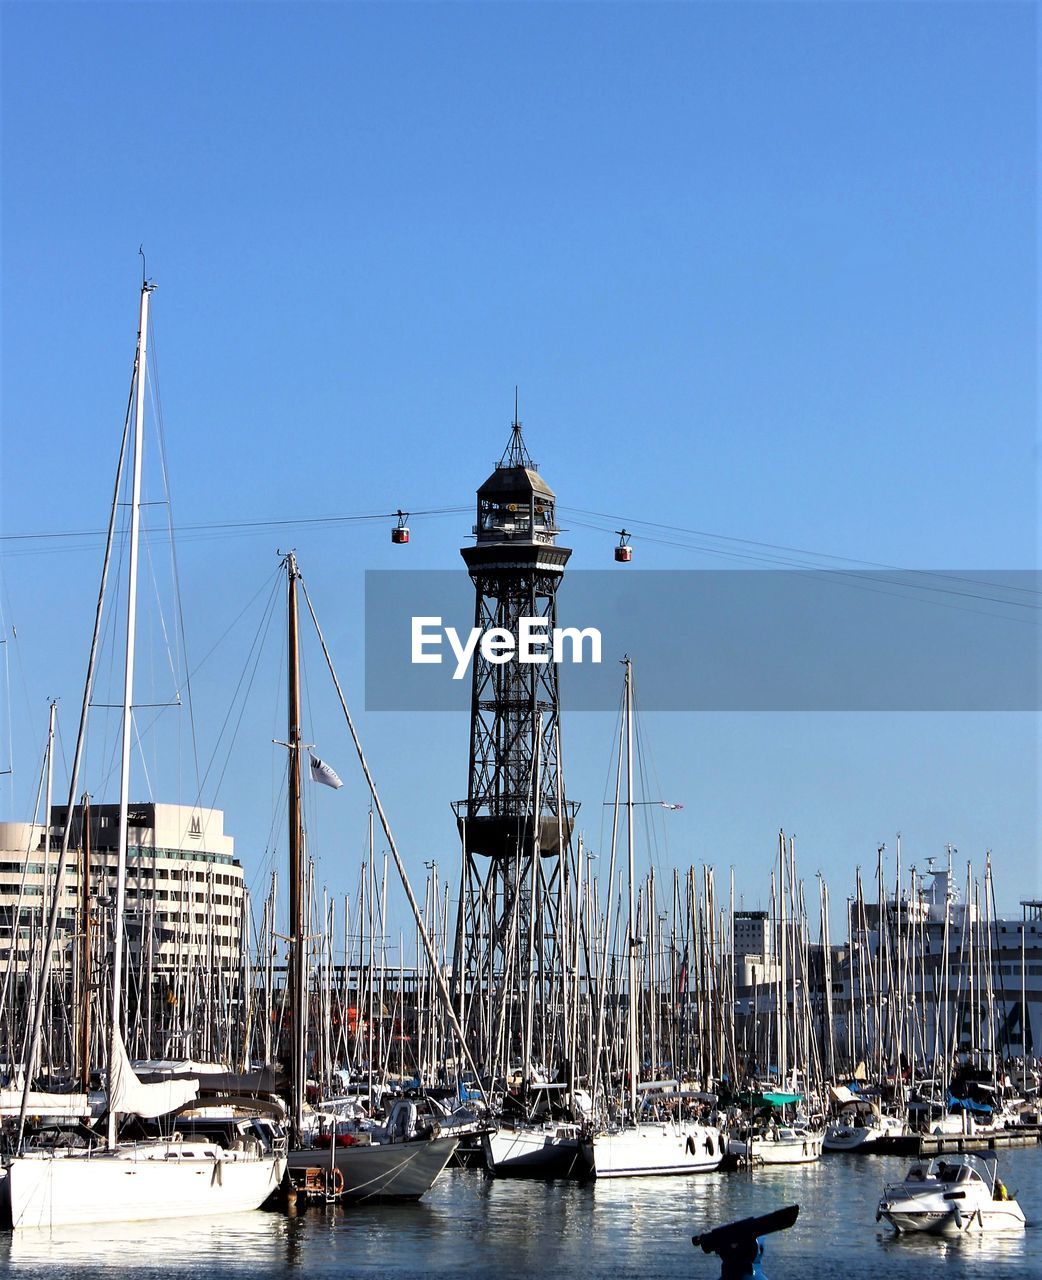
[2,1150,1041,1279]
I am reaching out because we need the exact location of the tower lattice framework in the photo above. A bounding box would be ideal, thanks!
[452,417,578,1077]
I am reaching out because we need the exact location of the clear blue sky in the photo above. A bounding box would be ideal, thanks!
[1,1,1038,935]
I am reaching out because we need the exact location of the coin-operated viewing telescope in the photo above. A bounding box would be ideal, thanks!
[693,1204,799,1279]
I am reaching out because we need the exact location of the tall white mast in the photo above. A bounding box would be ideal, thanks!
[107,279,154,1148]
[41,699,57,929]
[625,658,638,1119]
[286,552,306,1140]
[778,829,788,1087]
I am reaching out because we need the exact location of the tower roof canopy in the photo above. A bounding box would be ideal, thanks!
[477,464,556,502]
[478,416,556,500]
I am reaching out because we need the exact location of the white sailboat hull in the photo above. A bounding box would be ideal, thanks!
[823,1122,886,1152]
[482,1124,582,1178]
[582,1121,723,1178]
[729,1129,823,1165]
[823,1114,904,1152]
[2,1142,285,1230]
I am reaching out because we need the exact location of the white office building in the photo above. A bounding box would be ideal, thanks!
[0,802,245,973]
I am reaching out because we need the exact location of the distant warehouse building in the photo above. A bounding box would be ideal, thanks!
[0,802,246,974]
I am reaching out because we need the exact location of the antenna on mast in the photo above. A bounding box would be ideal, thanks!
[499,387,535,469]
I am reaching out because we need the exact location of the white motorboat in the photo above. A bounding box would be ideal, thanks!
[729,1124,823,1165]
[877,1154,1027,1235]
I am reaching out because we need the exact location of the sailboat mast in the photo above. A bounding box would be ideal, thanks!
[624,658,638,1119]
[15,282,142,1148]
[367,809,375,1110]
[777,829,788,1087]
[80,793,93,1091]
[107,279,154,1148]
[286,552,306,1138]
[39,701,56,1067]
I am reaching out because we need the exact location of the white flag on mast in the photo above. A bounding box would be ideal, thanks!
[309,753,343,790]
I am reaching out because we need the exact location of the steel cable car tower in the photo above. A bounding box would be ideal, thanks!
[452,409,578,1075]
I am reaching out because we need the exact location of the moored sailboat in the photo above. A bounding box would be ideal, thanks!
[2,280,285,1229]
[482,1115,583,1179]
[728,1123,823,1166]
[278,555,458,1200]
[823,1103,904,1152]
[582,661,723,1179]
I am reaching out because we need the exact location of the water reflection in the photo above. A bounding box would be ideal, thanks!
[0,1211,288,1274]
[876,1226,1029,1264]
[0,1152,1038,1278]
